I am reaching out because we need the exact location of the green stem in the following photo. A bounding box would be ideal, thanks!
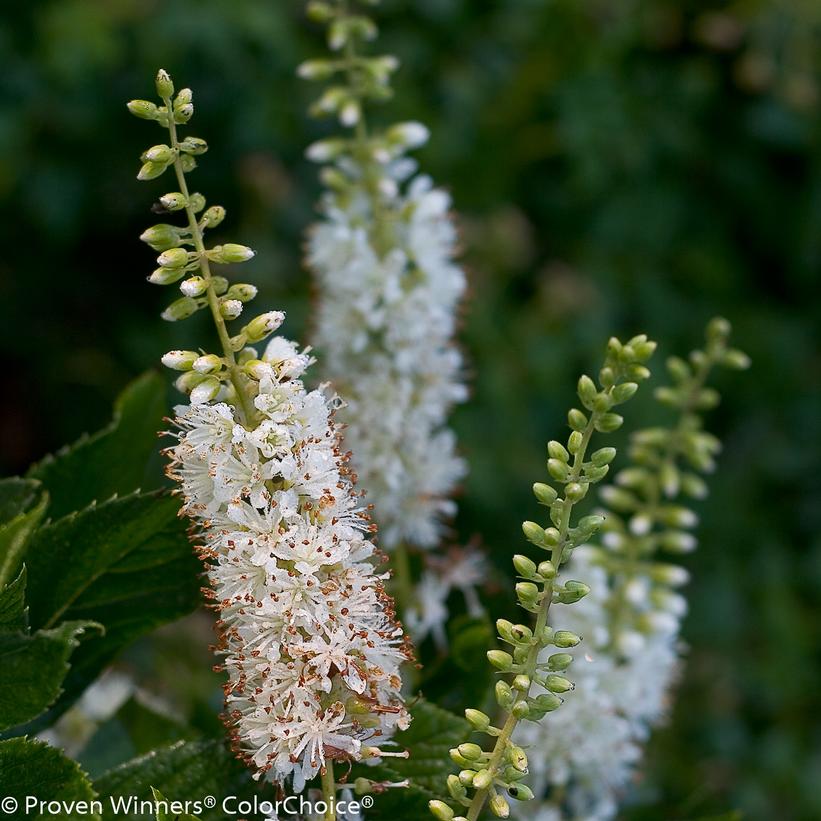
[161,95,257,428]
[465,410,600,821]
[321,760,337,821]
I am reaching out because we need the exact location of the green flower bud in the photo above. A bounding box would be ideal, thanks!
[457,743,483,761]
[202,205,226,228]
[174,103,194,124]
[226,283,258,302]
[489,794,510,818]
[553,630,581,648]
[530,692,562,712]
[547,440,569,462]
[565,482,587,502]
[545,674,574,693]
[174,88,193,107]
[211,275,228,295]
[723,348,751,369]
[567,430,583,454]
[511,700,529,719]
[521,521,547,548]
[127,99,159,120]
[464,709,490,732]
[297,59,337,80]
[546,653,573,671]
[155,69,174,98]
[507,783,534,801]
[594,412,624,433]
[220,298,243,320]
[512,674,530,691]
[472,769,492,790]
[706,315,731,342]
[459,769,476,787]
[179,153,196,172]
[137,161,168,181]
[515,582,539,605]
[536,560,555,579]
[244,311,285,343]
[159,192,187,211]
[148,267,185,285]
[161,296,199,322]
[495,681,514,708]
[612,381,639,404]
[577,374,597,407]
[179,136,208,155]
[160,350,198,371]
[568,408,588,431]
[140,223,181,251]
[547,458,569,482]
[506,746,528,772]
[189,192,206,213]
[157,247,189,268]
[512,554,537,578]
[143,144,174,163]
[209,243,255,264]
[180,276,208,297]
[591,446,616,466]
[487,650,513,671]
[428,801,454,821]
[447,775,466,800]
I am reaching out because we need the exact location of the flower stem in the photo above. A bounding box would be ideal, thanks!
[321,760,337,821]
[161,95,257,428]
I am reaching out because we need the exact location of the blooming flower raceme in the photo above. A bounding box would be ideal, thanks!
[129,69,411,792]
[302,1,468,553]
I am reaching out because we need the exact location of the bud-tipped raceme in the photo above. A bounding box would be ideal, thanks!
[301,0,467,554]
[129,69,410,792]
[518,319,748,819]
[433,337,655,821]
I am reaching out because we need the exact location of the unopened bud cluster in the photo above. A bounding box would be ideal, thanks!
[432,337,655,821]
[129,70,275,412]
[519,319,748,819]
[596,318,750,656]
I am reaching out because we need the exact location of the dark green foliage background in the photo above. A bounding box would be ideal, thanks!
[0,1,819,819]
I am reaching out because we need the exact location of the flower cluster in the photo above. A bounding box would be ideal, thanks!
[130,69,411,791]
[518,318,749,819]
[430,336,656,821]
[300,0,467,552]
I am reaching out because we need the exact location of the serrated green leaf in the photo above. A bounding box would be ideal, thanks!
[95,740,256,821]
[27,372,168,521]
[19,491,201,726]
[0,491,48,590]
[0,620,101,731]
[25,491,199,631]
[0,477,41,525]
[0,567,28,633]
[0,737,99,820]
